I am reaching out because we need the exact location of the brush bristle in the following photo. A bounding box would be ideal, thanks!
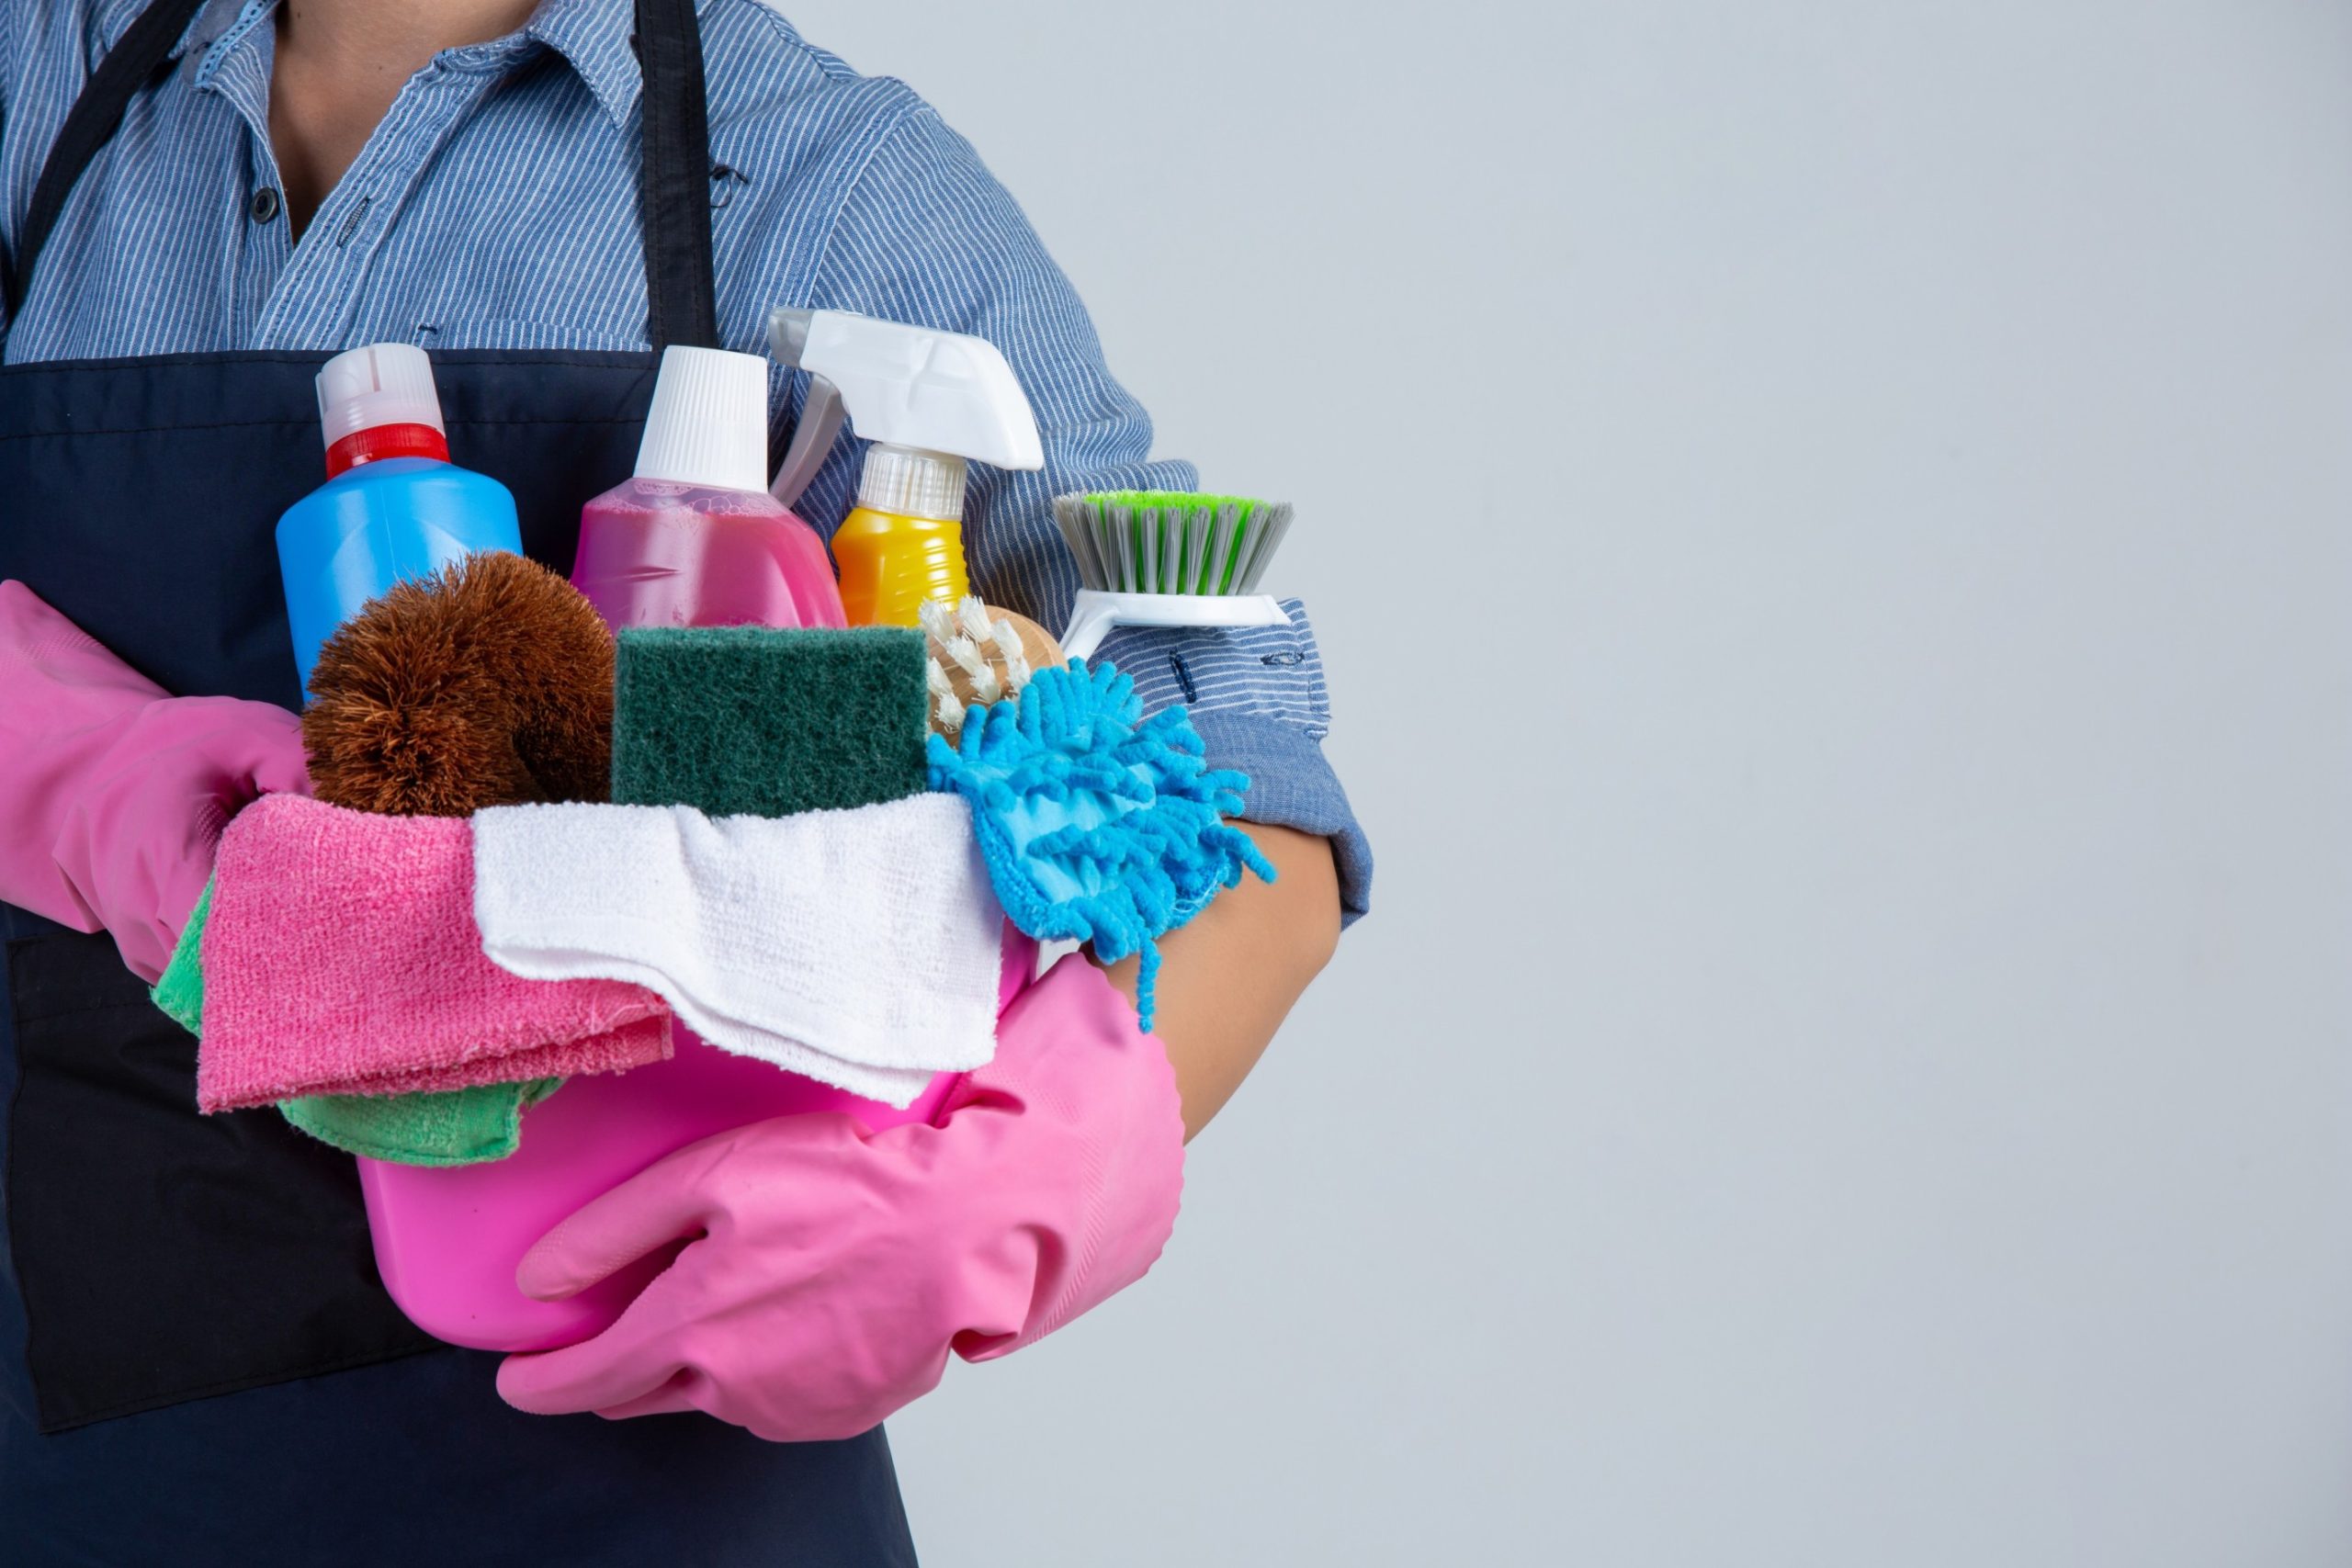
[1051,491,1295,595]
[920,595,1064,739]
[1051,493,1112,591]
[301,552,616,816]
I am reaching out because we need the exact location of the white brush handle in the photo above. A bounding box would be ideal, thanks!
[1059,591,1292,662]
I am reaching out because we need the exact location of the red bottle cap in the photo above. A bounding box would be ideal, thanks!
[317,344,451,477]
[324,422,451,479]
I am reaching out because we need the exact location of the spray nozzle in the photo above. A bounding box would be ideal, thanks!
[766,307,1043,513]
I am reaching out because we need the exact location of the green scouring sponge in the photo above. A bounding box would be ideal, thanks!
[612,626,931,817]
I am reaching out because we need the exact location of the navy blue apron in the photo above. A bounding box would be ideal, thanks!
[0,2,916,1562]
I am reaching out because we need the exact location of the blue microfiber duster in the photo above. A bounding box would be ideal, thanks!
[926,660,1275,1029]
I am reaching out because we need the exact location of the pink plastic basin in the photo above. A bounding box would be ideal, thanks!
[358,1024,955,1351]
[355,1029,955,1354]
[360,930,1034,1351]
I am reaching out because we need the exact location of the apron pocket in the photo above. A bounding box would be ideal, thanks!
[5,929,438,1431]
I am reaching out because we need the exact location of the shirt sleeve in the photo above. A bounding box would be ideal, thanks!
[794,106,1371,922]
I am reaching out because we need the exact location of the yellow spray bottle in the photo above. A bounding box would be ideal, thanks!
[765,308,1045,627]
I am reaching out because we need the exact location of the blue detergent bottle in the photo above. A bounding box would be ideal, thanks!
[277,343,524,690]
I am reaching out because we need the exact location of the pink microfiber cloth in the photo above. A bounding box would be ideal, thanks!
[197,794,670,1113]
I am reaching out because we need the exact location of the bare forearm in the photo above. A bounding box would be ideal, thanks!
[1095,824,1340,1140]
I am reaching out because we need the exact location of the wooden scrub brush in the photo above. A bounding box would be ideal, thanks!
[919,595,1065,739]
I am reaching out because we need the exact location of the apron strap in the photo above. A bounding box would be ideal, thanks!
[5,0,721,351]
[634,0,721,351]
[3,0,208,317]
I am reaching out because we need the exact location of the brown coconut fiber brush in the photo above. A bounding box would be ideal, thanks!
[301,552,616,816]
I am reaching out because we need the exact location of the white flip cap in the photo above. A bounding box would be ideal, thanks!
[634,344,771,492]
[316,342,445,447]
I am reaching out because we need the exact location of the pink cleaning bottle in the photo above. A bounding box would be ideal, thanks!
[571,344,847,629]
[356,345,961,1353]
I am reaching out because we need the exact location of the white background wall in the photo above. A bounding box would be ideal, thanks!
[779,3,2352,1562]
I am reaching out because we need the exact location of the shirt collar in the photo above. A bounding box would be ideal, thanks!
[94,0,248,62]
[523,0,644,130]
[98,0,648,131]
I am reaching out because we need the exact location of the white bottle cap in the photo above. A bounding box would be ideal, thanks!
[633,344,771,492]
[316,342,445,448]
[857,445,969,522]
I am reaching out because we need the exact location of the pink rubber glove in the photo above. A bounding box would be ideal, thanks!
[496,953,1186,1440]
[0,581,309,981]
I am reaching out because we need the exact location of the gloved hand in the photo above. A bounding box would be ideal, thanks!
[496,953,1186,1440]
[0,581,309,980]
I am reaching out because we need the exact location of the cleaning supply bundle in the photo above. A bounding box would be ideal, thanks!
[313,309,1265,1358]
[359,323,1023,1349]
[928,660,1275,1028]
[192,795,671,1112]
[1050,490,1298,660]
[277,344,525,687]
[368,605,988,1339]
[362,631,979,1346]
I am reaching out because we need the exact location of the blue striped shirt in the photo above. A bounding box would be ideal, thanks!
[0,0,1367,918]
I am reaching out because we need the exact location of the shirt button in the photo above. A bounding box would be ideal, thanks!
[250,186,282,223]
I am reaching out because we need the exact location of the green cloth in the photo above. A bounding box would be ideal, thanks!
[611,626,930,816]
[280,1078,565,1168]
[151,872,560,1167]
[151,875,212,1035]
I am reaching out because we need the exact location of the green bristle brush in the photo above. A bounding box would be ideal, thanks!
[1049,491,1296,660]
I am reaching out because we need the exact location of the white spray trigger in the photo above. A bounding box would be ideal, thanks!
[767,307,1043,481]
[768,374,845,509]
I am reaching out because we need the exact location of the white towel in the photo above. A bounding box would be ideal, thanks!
[472,796,1001,1107]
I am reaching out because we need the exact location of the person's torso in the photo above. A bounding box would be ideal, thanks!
[0,6,928,1560]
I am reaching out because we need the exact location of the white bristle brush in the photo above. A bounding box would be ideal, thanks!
[919,595,1061,739]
